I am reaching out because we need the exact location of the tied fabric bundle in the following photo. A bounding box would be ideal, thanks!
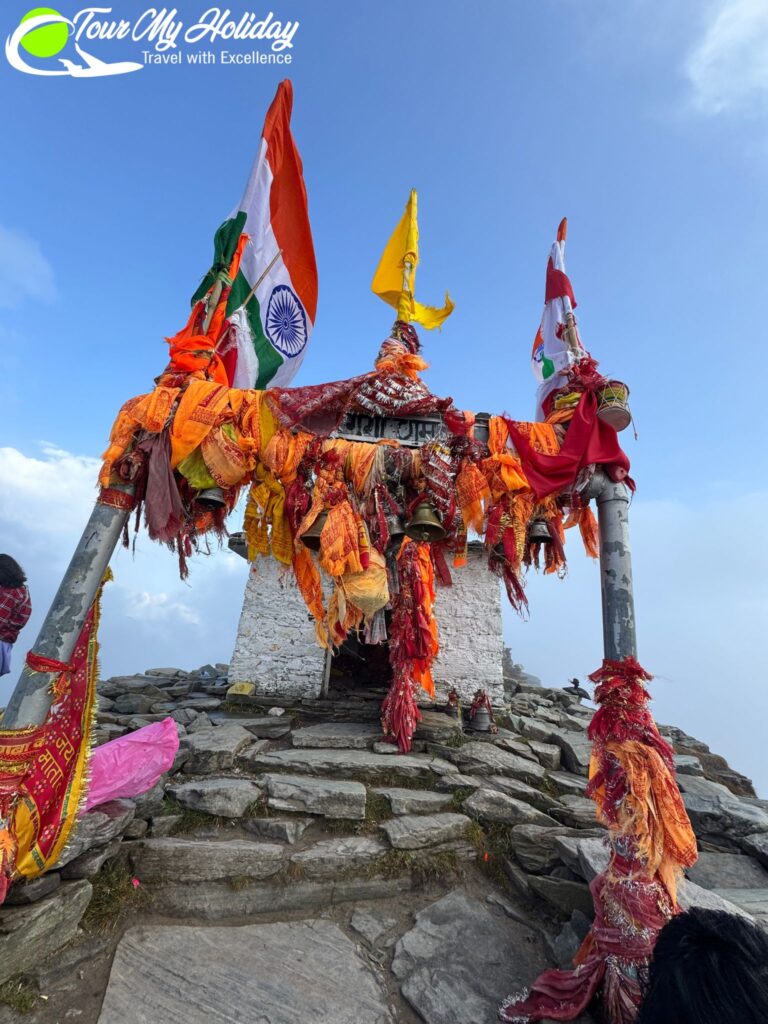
[499,658,697,1024]
[0,573,110,904]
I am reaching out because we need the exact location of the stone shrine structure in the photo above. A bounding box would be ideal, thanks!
[228,540,505,706]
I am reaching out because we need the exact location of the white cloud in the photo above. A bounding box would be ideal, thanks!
[0,445,248,702]
[684,0,768,115]
[0,225,57,308]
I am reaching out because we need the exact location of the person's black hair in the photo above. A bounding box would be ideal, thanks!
[637,907,768,1024]
[0,554,26,588]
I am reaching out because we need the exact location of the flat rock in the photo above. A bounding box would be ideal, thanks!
[263,773,367,820]
[675,754,704,776]
[373,787,453,815]
[216,715,292,739]
[0,880,92,986]
[741,833,768,868]
[248,747,456,782]
[677,878,754,919]
[291,836,389,879]
[551,795,599,829]
[130,838,284,883]
[61,837,122,879]
[509,825,605,875]
[529,740,561,770]
[546,771,589,798]
[181,726,254,774]
[485,775,560,814]
[415,711,464,744]
[349,907,398,946]
[177,698,222,712]
[113,693,159,715]
[464,788,558,827]
[447,742,546,785]
[98,920,394,1023]
[712,888,768,923]
[549,730,592,776]
[291,722,382,750]
[244,817,313,844]
[168,778,264,818]
[528,875,594,918]
[391,889,552,1024]
[372,742,399,755]
[132,780,167,818]
[554,836,609,882]
[678,775,768,838]
[491,729,539,760]
[434,774,484,792]
[145,667,186,678]
[381,813,471,850]
[510,714,555,743]
[56,799,135,868]
[687,851,768,890]
[5,873,61,906]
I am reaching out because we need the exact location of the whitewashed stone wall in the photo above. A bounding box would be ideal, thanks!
[229,542,504,706]
[229,557,328,699]
[431,543,505,707]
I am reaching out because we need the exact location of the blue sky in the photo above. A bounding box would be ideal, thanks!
[1,0,767,791]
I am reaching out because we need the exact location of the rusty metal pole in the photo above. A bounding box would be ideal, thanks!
[2,490,133,728]
[586,469,637,661]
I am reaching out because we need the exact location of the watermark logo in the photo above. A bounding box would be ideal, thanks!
[7,8,142,76]
[6,7,300,77]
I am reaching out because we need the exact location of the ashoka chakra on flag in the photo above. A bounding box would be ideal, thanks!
[265,284,308,357]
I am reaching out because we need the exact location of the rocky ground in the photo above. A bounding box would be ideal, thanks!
[0,665,765,1024]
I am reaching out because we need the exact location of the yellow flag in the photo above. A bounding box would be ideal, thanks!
[371,189,454,329]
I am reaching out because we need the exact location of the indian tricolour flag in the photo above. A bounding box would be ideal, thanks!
[530,218,585,418]
[192,79,318,389]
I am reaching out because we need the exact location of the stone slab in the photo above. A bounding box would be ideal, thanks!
[291,722,382,750]
[263,773,367,820]
[391,889,553,1024]
[678,775,768,838]
[0,880,92,986]
[248,747,457,782]
[168,778,264,818]
[380,813,471,850]
[687,851,768,890]
[130,838,284,883]
[509,825,605,875]
[98,920,394,1023]
[349,907,398,947]
[554,836,610,882]
[464,788,558,828]
[244,817,313,844]
[181,725,254,774]
[373,787,453,815]
[677,878,754,920]
[291,836,389,880]
[55,799,135,869]
[446,741,546,785]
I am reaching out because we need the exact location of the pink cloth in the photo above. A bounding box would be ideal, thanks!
[85,717,179,811]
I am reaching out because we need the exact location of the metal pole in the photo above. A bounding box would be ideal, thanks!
[2,490,133,728]
[586,469,637,661]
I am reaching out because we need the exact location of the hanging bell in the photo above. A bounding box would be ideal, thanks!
[528,520,551,544]
[405,503,446,543]
[301,509,328,551]
[195,487,226,510]
[385,513,406,543]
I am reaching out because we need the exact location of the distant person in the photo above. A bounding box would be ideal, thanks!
[0,555,31,677]
[637,907,768,1024]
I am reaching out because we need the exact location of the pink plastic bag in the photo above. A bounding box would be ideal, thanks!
[85,717,179,811]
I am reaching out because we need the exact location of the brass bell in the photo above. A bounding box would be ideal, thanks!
[195,487,226,510]
[301,509,328,551]
[405,503,446,543]
[528,520,551,544]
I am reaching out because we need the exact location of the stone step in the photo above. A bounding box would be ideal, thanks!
[129,838,284,884]
[211,714,293,739]
[246,747,457,784]
[372,787,454,815]
[262,773,367,820]
[464,788,559,828]
[290,722,383,750]
[379,812,472,851]
[180,726,257,775]
[430,740,547,786]
[290,836,389,880]
[168,778,264,818]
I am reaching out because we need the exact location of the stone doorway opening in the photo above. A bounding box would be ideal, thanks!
[325,626,393,698]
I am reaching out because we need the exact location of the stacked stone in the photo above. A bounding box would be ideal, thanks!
[1,671,767,1024]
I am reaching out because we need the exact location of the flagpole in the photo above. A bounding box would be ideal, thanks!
[237,249,283,311]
